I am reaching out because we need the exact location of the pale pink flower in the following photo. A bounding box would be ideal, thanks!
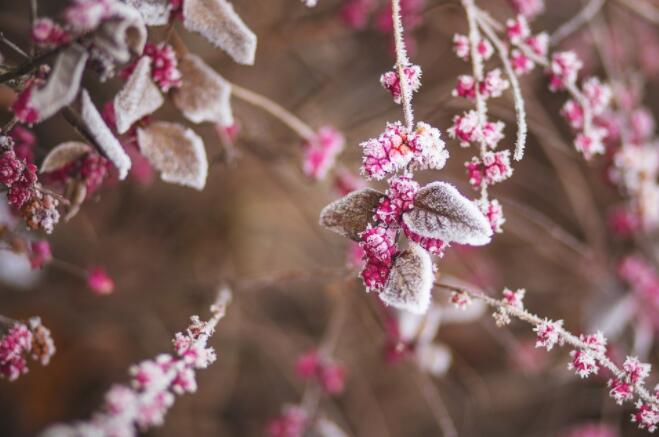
[574,127,607,159]
[510,49,534,75]
[302,127,345,181]
[480,69,509,99]
[534,318,563,351]
[506,15,531,44]
[87,266,115,295]
[31,18,69,47]
[502,288,525,309]
[548,51,583,91]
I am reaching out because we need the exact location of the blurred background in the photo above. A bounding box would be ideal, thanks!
[0,0,658,435]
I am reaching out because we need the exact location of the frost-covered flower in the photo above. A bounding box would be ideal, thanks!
[380,65,422,104]
[632,401,659,432]
[583,77,612,116]
[477,198,505,233]
[623,356,651,384]
[448,111,481,147]
[511,49,534,75]
[466,151,513,188]
[525,32,548,56]
[561,99,585,130]
[548,51,583,91]
[360,224,397,265]
[302,127,345,181]
[0,150,25,187]
[122,43,182,93]
[375,176,419,225]
[534,318,563,351]
[480,69,510,99]
[267,405,308,437]
[0,323,32,381]
[506,15,531,44]
[453,75,477,100]
[502,288,525,309]
[574,127,607,159]
[11,85,39,125]
[452,34,492,61]
[608,378,633,405]
[403,223,447,256]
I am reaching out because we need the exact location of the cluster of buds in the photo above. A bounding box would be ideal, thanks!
[295,349,346,395]
[0,136,60,233]
[568,332,607,379]
[493,288,525,326]
[121,43,183,93]
[503,15,612,159]
[0,317,55,381]
[302,127,345,181]
[380,64,422,104]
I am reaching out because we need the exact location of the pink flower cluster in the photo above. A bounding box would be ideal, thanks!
[453,34,493,61]
[11,84,39,125]
[504,15,612,160]
[568,332,606,378]
[0,318,55,381]
[29,240,52,269]
[121,43,182,93]
[31,18,69,48]
[267,405,308,437]
[465,151,513,189]
[50,296,228,435]
[0,148,44,213]
[453,69,509,100]
[380,64,422,104]
[360,121,447,180]
[533,318,564,351]
[302,127,345,181]
[295,349,346,395]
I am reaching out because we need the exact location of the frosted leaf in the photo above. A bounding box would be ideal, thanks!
[30,44,88,122]
[183,0,257,65]
[415,343,452,377]
[40,142,92,173]
[172,53,233,125]
[81,90,132,179]
[114,56,164,134]
[379,244,433,314]
[93,2,147,64]
[136,121,208,190]
[402,182,492,246]
[125,0,172,26]
[319,188,384,241]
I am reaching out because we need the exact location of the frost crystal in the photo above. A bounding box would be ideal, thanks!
[114,56,164,134]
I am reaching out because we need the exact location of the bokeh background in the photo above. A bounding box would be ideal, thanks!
[0,0,658,435]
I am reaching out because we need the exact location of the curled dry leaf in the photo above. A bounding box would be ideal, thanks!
[402,181,492,246]
[114,57,164,134]
[183,0,257,65]
[379,244,434,314]
[172,53,233,125]
[125,0,172,26]
[319,188,384,241]
[136,121,208,190]
[30,44,88,123]
[40,142,92,174]
[93,2,147,64]
[81,90,132,179]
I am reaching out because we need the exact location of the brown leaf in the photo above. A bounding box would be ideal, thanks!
[81,90,132,179]
[379,244,433,314]
[40,142,91,174]
[402,181,492,246]
[136,121,208,190]
[30,44,88,123]
[319,188,383,241]
[172,53,233,125]
[114,57,164,134]
[183,0,257,65]
[126,0,172,26]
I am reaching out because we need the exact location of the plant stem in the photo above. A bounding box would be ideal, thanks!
[391,0,414,130]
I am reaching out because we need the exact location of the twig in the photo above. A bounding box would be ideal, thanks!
[550,0,607,46]
[231,83,315,140]
[391,0,414,130]
[0,33,29,60]
[616,0,659,25]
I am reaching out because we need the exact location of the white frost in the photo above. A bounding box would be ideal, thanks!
[114,57,164,134]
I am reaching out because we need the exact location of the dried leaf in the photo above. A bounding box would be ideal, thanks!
[114,57,164,134]
[183,0,257,65]
[172,53,233,125]
[93,2,147,64]
[30,44,88,122]
[379,244,433,314]
[402,181,492,246]
[125,0,172,26]
[136,121,208,190]
[319,188,383,241]
[40,142,92,173]
[81,90,132,179]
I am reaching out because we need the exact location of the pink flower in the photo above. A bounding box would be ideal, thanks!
[478,198,505,233]
[480,69,509,99]
[402,223,447,255]
[453,34,470,60]
[607,206,640,237]
[360,122,411,180]
[80,154,111,195]
[510,49,534,75]
[0,150,25,186]
[608,378,633,405]
[374,176,419,225]
[295,350,320,379]
[629,107,656,144]
[561,99,585,129]
[466,151,513,188]
[29,240,52,269]
[506,15,531,44]
[502,288,525,309]
[87,267,115,295]
[448,111,481,147]
[534,318,563,351]
[10,126,36,164]
[122,43,182,93]
[0,323,32,381]
[7,163,38,209]
[380,64,422,104]
[525,32,548,56]
[507,0,545,19]
[31,18,69,47]
[361,258,393,292]
[453,75,477,100]
[360,225,397,265]
[302,127,345,181]
[548,51,583,91]
[267,406,308,437]
[623,356,651,384]
[319,363,345,395]
[583,77,612,116]
[574,127,607,159]
[632,401,659,432]
[11,86,39,125]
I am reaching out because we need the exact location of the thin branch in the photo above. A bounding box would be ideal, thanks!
[0,33,29,60]
[391,0,415,130]
[477,15,528,160]
[550,0,607,46]
[231,83,315,140]
[616,0,659,25]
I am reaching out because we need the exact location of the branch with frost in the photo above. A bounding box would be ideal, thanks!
[437,282,659,433]
[41,288,232,437]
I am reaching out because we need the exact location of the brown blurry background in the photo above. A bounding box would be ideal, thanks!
[0,0,658,435]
